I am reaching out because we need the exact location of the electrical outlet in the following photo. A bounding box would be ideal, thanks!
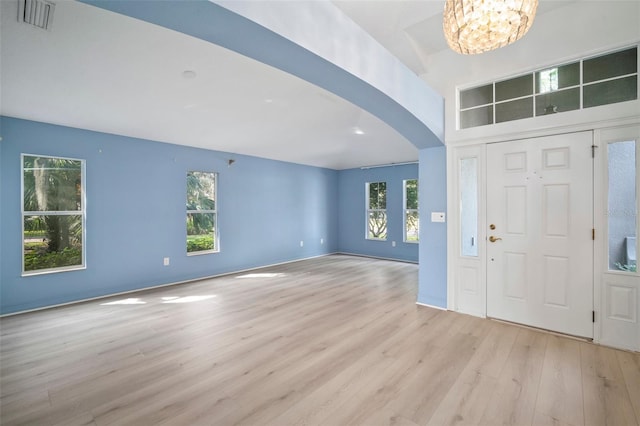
[392,241,396,247]
[320,238,324,245]
[163,257,170,266]
[300,240,304,247]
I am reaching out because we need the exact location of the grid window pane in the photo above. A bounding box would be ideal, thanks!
[460,84,493,109]
[405,179,418,210]
[405,211,419,242]
[23,156,82,212]
[187,213,216,253]
[536,62,580,93]
[368,211,387,240]
[23,214,83,272]
[584,47,637,84]
[461,105,493,129]
[584,76,638,108]
[187,171,216,211]
[368,182,387,209]
[495,74,533,102]
[535,88,580,116]
[496,97,533,123]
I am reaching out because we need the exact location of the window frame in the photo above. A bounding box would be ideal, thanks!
[186,171,219,255]
[403,179,419,243]
[21,153,86,276]
[606,139,637,274]
[459,45,638,129]
[366,181,387,241]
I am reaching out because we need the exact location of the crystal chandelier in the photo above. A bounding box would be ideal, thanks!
[443,0,538,55]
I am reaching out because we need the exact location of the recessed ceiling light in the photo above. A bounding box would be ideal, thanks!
[353,127,365,135]
[182,70,197,79]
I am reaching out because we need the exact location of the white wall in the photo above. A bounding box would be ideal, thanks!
[420,0,640,145]
[429,1,640,350]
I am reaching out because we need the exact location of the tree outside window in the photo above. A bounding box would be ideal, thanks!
[366,181,387,240]
[22,154,85,274]
[404,179,419,242]
[187,171,218,254]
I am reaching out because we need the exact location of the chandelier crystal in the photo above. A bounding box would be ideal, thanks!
[443,0,538,55]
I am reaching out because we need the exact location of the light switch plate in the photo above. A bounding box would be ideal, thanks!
[431,212,446,223]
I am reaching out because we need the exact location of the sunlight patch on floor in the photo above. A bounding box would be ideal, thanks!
[100,295,216,305]
[161,295,216,304]
[235,273,286,279]
[100,298,146,305]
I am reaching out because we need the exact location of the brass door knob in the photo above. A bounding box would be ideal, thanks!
[489,236,503,242]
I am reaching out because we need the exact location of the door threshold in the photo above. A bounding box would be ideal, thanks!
[488,317,593,343]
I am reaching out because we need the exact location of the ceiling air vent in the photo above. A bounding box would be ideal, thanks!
[18,0,55,31]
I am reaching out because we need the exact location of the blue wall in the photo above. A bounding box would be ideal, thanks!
[417,146,447,308]
[0,117,445,315]
[0,117,338,314]
[337,164,419,262]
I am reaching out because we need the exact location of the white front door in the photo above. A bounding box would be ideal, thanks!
[486,132,594,338]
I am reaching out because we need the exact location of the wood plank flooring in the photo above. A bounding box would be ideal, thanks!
[1,254,638,426]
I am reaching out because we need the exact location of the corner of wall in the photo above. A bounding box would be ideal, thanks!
[417,145,447,308]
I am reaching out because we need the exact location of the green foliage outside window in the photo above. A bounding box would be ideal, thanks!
[187,171,217,253]
[22,155,84,273]
[367,182,387,239]
[405,179,419,242]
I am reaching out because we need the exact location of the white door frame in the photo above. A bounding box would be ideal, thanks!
[447,122,640,350]
[447,144,487,318]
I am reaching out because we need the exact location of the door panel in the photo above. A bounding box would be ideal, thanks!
[487,132,594,338]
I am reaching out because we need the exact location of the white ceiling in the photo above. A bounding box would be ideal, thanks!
[333,0,580,77]
[0,0,582,169]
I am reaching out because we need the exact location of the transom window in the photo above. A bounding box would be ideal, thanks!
[22,154,85,275]
[459,46,638,129]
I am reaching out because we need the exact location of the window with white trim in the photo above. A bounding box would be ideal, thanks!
[459,46,638,129]
[607,140,636,272]
[403,179,419,242]
[186,171,218,254]
[366,181,387,240]
[22,154,85,275]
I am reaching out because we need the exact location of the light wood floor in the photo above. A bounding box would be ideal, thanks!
[1,255,638,426]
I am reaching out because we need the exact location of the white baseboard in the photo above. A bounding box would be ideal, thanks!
[336,251,418,264]
[1,252,338,317]
[416,302,447,311]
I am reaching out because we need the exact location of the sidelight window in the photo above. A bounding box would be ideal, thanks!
[460,157,478,257]
[607,141,637,272]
